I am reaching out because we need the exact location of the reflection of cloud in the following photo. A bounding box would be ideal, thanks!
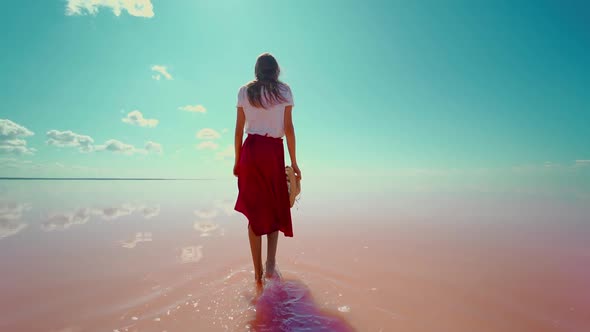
[138,205,160,219]
[214,199,237,216]
[179,105,206,113]
[92,203,159,220]
[151,65,172,80]
[122,110,159,128]
[194,208,218,219]
[0,119,36,155]
[40,203,160,232]
[46,130,94,152]
[180,245,203,263]
[0,201,31,239]
[91,203,137,220]
[41,208,91,231]
[121,232,152,248]
[65,0,155,18]
[193,220,220,237]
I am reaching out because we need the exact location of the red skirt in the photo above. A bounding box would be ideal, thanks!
[234,134,293,237]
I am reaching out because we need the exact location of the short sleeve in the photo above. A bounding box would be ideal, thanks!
[283,85,294,106]
[237,86,245,107]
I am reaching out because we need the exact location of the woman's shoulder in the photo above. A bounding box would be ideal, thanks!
[242,81,257,89]
[278,82,292,94]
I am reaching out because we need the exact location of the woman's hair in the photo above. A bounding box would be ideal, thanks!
[246,53,288,109]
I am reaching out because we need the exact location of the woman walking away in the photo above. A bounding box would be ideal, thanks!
[233,53,302,285]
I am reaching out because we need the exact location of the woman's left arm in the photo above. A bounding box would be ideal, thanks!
[233,106,246,177]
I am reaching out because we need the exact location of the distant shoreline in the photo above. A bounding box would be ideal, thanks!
[0,177,214,181]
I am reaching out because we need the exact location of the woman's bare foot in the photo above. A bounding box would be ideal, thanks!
[255,268,263,283]
[265,260,276,279]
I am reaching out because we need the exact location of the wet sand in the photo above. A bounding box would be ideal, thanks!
[0,179,589,331]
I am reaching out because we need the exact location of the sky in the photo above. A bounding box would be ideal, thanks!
[0,0,588,195]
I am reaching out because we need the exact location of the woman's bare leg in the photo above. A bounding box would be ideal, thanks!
[248,225,263,282]
[265,230,279,277]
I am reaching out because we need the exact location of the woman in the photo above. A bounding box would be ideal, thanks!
[233,53,301,284]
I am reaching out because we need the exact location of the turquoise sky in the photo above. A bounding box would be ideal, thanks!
[0,1,588,194]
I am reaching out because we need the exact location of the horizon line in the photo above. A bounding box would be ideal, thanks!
[0,177,216,181]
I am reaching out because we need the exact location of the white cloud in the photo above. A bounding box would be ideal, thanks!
[179,105,206,113]
[46,130,94,152]
[0,139,36,155]
[0,119,34,139]
[95,139,144,155]
[122,110,159,128]
[196,141,218,150]
[196,128,221,140]
[574,160,590,168]
[151,65,173,80]
[66,0,155,18]
[145,141,163,154]
[0,146,36,155]
[0,119,35,155]
[215,145,234,161]
[93,139,161,156]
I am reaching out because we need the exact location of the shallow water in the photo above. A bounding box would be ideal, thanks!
[0,179,589,331]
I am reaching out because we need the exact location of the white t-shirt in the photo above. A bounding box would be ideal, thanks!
[237,83,294,138]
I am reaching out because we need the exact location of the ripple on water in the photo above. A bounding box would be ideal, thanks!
[250,276,355,332]
[109,265,356,331]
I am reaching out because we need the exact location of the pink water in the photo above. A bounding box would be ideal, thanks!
[0,180,589,331]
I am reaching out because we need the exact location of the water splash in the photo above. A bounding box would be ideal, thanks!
[250,276,356,332]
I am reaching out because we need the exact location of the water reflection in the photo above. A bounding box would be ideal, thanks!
[40,203,160,231]
[193,203,227,237]
[120,232,153,249]
[193,220,223,237]
[194,207,218,219]
[213,199,238,216]
[180,245,203,263]
[138,205,160,219]
[2,180,586,331]
[96,203,160,220]
[0,200,30,238]
[251,277,356,332]
[41,207,92,231]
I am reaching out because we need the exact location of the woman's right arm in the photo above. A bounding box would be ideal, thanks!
[233,106,245,177]
[284,106,301,179]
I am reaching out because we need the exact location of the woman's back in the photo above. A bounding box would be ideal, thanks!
[237,83,294,138]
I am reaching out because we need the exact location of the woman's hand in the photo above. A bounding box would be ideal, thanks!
[233,162,239,177]
[291,163,302,180]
